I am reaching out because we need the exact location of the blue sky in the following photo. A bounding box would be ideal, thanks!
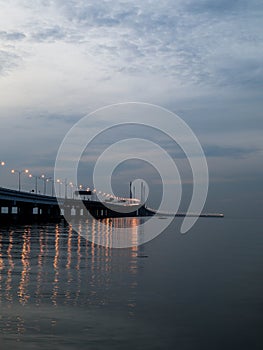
[0,0,262,217]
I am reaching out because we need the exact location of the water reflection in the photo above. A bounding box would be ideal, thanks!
[5,230,14,303]
[0,217,145,342]
[77,215,146,248]
[65,223,73,303]
[0,232,4,304]
[36,228,44,305]
[18,227,31,305]
[52,224,60,306]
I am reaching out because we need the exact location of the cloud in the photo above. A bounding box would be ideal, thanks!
[203,145,260,158]
[1,0,262,89]
[31,26,66,42]
[0,50,21,75]
[0,0,262,205]
[185,0,250,14]
[0,30,26,41]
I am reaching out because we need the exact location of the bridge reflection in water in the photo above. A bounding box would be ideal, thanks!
[0,217,144,341]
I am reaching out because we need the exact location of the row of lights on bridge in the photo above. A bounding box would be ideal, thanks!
[1,160,139,202]
[1,161,84,196]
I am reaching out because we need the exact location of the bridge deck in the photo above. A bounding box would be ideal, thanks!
[0,187,224,222]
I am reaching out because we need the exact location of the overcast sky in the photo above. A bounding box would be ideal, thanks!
[0,0,262,217]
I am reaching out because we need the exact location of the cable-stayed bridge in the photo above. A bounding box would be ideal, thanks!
[0,186,223,223]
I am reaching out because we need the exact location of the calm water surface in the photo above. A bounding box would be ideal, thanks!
[0,217,262,349]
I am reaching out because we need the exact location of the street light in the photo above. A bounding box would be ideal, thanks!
[40,174,47,195]
[69,182,74,199]
[64,178,68,199]
[46,177,54,196]
[69,182,79,199]
[0,162,5,187]
[56,179,62,198]
[28,174,39,194]
[28,174,51,195]
[11,169,29,191]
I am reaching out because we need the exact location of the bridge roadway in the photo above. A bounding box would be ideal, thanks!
[0,186,223,223]
[0,186,147,222]
[0,186,61,205]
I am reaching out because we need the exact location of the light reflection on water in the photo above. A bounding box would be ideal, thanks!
[1,217,262,350]
[0,217,146,349]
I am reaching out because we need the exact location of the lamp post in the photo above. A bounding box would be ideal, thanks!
[28,174,51,195]
[70,182,78,199]
[46,177,54,196]
[1,161,5,179]
[64,178,68,199]
[1,162,5,186]
[56,179,62,198]
[11,169,29,191]
[69,182,74,199]
[40,174,47,195]
[28,174,39,194]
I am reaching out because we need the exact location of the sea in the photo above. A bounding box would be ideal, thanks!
[0,216,262,350]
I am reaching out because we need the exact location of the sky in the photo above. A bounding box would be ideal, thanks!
[0,0,262,217]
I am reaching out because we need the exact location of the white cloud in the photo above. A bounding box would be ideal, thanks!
[0,0,262,197]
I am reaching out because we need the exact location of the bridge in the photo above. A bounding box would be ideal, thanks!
[0,186,223,223]
[0,186,61,222]
[0,186,150,223]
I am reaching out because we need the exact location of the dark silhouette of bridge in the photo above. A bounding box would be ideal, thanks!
[0,186,150,223]
[0,186,223,223]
